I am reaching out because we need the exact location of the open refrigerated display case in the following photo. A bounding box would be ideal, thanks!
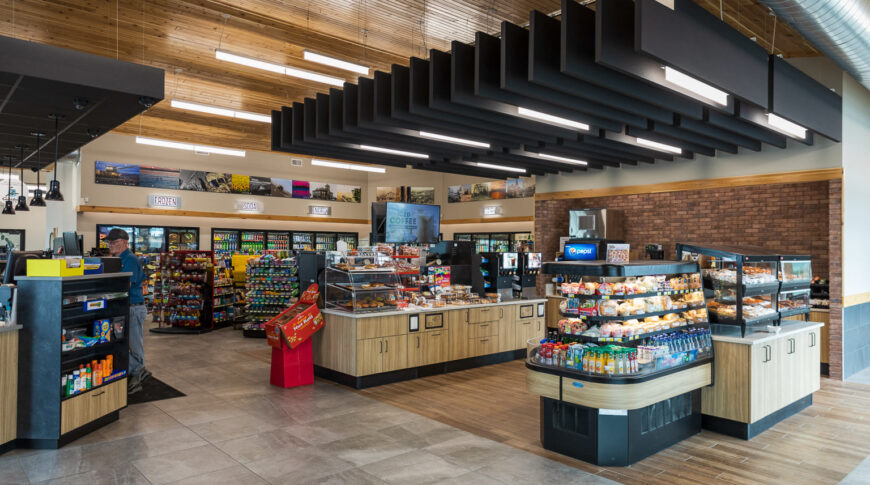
[526,259,713,466]
[324,251,402,313]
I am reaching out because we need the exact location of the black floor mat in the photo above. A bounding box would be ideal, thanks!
[127,377,186,405]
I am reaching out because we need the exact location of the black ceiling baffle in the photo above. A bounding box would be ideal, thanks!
[0,35,164,172]
[270,1,841,177]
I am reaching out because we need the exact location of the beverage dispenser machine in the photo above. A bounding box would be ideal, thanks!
[516,252,542,298]
[479,252,519,301]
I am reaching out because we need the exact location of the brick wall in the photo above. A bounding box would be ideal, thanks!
[535,179,842,377]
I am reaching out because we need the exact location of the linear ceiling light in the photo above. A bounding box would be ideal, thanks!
[303,50,369,75]
[516,107,590,131]
[537,153,588,166]
[170,100,271,123]
[311,159,386,173]
[475,162,527,173]
[215,49,345,86]
[766,113,807,139]
[418,131,490,148]
[635,137,683,154]
[358,145,429,159]
[136,136,246,157]
[663,66,729,106]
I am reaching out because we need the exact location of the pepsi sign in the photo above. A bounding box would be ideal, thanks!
[565,243,597,261]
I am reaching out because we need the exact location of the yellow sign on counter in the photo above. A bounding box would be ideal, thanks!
[26,258,85,277]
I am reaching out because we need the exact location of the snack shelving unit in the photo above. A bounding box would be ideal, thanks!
[242,252,300,338]
[526,260,714,466]
[150,250,215,334]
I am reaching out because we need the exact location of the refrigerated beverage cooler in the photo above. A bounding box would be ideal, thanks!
[337,233,358,250]
[134,227,167,253]
[98,225,198,253]
[293,232,314,250]
[98,225,135,250]
[212,229,239,253]
[266,232,290,251]
[240,231,265,253]
[315,233,337,251]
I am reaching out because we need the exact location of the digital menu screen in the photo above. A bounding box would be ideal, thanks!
[527,253,542,269]
[385,202,441,244]
[501,252,519,270]
[565,243,597,261]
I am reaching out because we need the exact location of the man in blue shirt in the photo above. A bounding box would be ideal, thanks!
[106,228,150,394]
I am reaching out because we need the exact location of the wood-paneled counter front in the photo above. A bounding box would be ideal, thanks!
[313,299,547,388]
[0,325,21,453]
[702,321,823,439]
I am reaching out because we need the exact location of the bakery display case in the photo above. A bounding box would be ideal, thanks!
[780,258,812,288]
[324,251,402,313]
[676,243,781,334]
[526,260,713,466]
[778,288,811,318]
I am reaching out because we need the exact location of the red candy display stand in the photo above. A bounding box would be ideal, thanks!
[265,284,324,388]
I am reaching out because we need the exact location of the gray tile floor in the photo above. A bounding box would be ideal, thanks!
[1,321,616,485]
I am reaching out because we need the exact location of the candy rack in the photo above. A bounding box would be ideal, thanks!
[150,250,215,334]
[243,252,300,338]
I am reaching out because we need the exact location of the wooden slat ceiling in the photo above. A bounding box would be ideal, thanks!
[0,0,820,155]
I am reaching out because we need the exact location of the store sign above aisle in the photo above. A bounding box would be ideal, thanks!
[483,206,502,216]
[235,200,263,213]
[147,194,180,209]
[309,205,331,216]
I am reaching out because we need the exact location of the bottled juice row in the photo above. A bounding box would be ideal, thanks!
[62,356,120,397]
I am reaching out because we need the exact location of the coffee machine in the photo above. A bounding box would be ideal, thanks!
[479,252,519,301]
[515,252,542,299]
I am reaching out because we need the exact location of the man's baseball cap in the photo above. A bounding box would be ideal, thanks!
[105,228,130,241]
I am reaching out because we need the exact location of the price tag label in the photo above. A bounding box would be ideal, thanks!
[84,299,106,312]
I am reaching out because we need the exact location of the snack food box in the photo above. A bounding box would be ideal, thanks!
[93,319,111,343]
[266,284,325,349]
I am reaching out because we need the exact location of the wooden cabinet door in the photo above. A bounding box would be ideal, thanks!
[781,335,801,405]
[804,328,821,396]
[408,333,426,368]
[356,338,384,376]
[750,340,781,422]
[468,307,499,324]
[497,318,516,352]
[425,331,449,365]
[516,319,537,350]
[382,335,408,373]
[60,379,127,435]
[448,310,469,360]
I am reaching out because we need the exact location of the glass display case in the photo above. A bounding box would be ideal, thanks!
[780,258,812,287]
[324,251,402,313]
[532,260,712,381]
[676,243,782,334]
[778,288,811,318]
[167,228,199,251]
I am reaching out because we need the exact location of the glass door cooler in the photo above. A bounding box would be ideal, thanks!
[293,231,314,250]
[472,234,490,253]
[240,231,265,253]
[167,227,199,251]
[512,232,534,252]
[490,233,510,252]
[134,227,166,253]
[212,229,240,254]
[266,231,291,251]
[316,232,337,251]
[98,225,134,250]
[454,233,471,242]
[337,233,358,250]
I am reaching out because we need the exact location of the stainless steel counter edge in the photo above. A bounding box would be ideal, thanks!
[712,321,824,345]
[15,272,133,281]
[322,298,549,319]
[0,324,22,333]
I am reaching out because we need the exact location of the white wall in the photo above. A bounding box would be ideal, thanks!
[536,136,841,194]
[842,74,870,298]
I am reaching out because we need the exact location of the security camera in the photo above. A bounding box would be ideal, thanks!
[87,128,101,139]
[73,97,89,110]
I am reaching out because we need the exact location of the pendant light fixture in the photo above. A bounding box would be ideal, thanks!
[45,114,64,201]
[2,154,14,215]
[14,145,28,212]
[29,132,46,207]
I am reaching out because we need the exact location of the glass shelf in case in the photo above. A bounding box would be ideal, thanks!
[324,250,403,313]
[779,288,810,317]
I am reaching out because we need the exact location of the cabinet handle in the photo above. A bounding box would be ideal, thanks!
[810,332,816,347]
[380,340,383,354]
[431,333,441,337]
[466,310,469,323]
[91,391,106,397]
[480,339,488,343]
[417,336,420,348]
[500,308,504,319]
[385,340,389,352]
[480,324,489,328]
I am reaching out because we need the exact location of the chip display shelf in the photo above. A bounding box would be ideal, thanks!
[15,273,132,448]
[212,255,237,328]
[150,250,215,335]
[242,252,299,338]
[526,260,714,466]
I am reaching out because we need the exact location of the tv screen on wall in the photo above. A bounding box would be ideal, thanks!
[385,202,441,244]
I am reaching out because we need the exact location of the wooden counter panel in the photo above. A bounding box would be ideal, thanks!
[468,306,501,324]
[313,314,357,375]
[468,322,498,339]
[560,364,712,410]
[357,315,408,340]
[0,330,18,445]
[61,379,126,435]
[526,368,560,400]
[809,310,830,364]
[701,341,750,422]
